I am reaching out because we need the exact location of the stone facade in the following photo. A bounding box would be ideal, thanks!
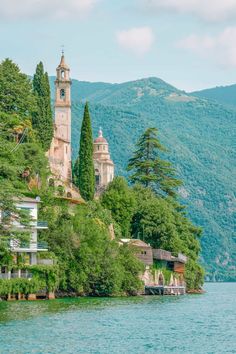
[93,129,114,191]
[47,54,72,184]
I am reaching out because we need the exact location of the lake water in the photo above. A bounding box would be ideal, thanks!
[0,283,235,354]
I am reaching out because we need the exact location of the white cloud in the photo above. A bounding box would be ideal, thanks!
[116,27,154,56]
[177,27,236,67]
[0,0,98,20]
[142,0,236,22]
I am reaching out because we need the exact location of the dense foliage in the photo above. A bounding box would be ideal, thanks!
[59,77,236,281]
[100,177,204,289]
[101,177,136,237]
[32,62,53,151]
[75,102,95,201]
[38,195,143,295]
[0,59,36,117]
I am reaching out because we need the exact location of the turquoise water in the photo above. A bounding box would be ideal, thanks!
[0,283,236,354]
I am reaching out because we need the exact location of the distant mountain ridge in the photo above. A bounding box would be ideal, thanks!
[192,84,236,110]
[50,76,236,281]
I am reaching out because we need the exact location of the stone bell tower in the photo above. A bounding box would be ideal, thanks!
[48,52,72,183]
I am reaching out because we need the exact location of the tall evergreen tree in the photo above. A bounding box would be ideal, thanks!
[127,127,182,198]
[0,59,36,117]
[72,156,80,187]
[32,62,53,151]
[76,102,95,201]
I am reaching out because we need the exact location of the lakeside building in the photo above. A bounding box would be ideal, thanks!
[47,54,115,198]
[119,239,187,295]
[0,197,50,279]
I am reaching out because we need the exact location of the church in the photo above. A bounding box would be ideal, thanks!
[47,53,114,197]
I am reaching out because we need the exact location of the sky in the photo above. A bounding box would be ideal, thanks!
[1,0,236,91]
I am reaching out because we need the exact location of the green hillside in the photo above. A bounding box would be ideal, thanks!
[50,77,236,281]
[192,84,236,110]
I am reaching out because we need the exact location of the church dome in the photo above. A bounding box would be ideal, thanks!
[94,129,108,144]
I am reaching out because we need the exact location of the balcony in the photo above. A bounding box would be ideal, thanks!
[0,271,33,280]
[11,220,48,230]
[35,221,48,229]
[10,240,48,252]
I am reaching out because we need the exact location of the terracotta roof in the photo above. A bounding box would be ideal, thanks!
[94,136,108,144]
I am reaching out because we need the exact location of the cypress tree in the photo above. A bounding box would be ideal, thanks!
[127,127,182,198]
[77,102,95,201]
[72,156,80,187]
[32,62,53,151]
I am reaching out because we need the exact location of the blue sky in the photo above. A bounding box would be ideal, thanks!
[1,0,236,91]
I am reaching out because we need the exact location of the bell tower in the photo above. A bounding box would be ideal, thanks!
[54,52,71,144]
[47,53,72,183]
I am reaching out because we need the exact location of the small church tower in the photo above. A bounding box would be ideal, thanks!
[93,128,114,191]
[48,53,72,183]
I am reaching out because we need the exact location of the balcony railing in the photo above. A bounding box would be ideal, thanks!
[0,272,33,280]
[9,240,48,251]
[10,220,48,229]
[36,221,48,228]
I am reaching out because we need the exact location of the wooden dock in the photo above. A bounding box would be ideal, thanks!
[145,285,186,296]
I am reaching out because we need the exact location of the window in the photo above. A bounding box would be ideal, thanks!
[60,89,65,100]
[61,70,65,79]
[95,175,100,185]
[103,146,105,151]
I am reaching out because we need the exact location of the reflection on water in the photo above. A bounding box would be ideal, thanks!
[0,283,235,354]
[0,295,182,323]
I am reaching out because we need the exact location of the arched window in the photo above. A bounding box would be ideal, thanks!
[95,169,100,186]
[49,178,54,187]
[60,89,65,100]
[61,70,65,79]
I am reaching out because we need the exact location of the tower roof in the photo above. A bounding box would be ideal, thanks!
[94,128,108,144]
[57,53,69,70]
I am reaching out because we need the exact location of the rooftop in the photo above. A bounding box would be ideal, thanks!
[94,128,108,144]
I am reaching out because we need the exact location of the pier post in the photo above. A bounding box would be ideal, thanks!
[47,292,55,300]
[28,294,37,301]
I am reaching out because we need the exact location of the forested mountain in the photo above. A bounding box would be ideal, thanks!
[192,84,236,110]
[49,77,236,281]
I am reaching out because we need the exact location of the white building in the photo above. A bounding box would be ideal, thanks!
[1,197,48,272]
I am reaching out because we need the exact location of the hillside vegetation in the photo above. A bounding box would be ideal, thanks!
[49,77,236,281]
[192,84,236,110]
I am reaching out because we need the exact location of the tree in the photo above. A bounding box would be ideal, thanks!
[127,128,182,198]
[72,156,79,187]
[0,59,36,117]
[32,62,53,151]
[101,177,136,237]
[76,102,95,201]
[131,184,204,289]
